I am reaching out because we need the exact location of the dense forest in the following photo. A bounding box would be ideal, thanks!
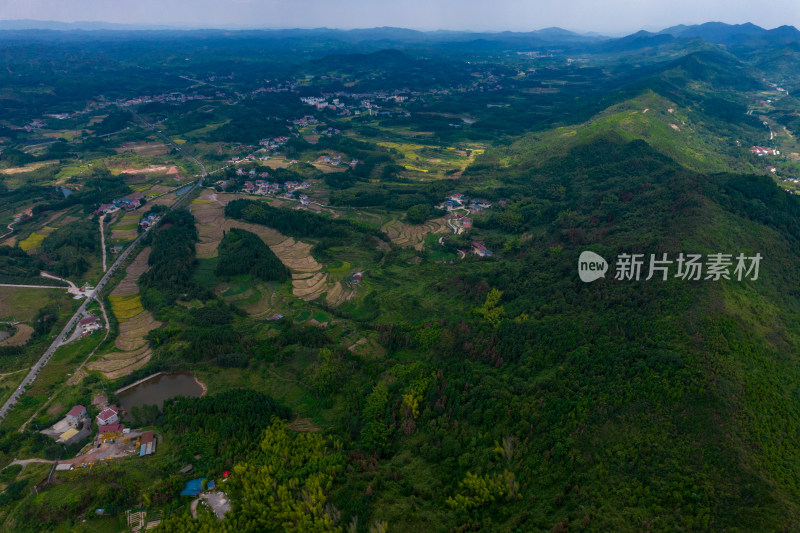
[139,210,208,311]
[215,228,290,282]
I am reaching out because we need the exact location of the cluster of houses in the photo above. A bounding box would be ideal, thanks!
[79,314,103,336]
[139,212,161,229]
[242,177,311,198]
[117,91,211,108]
[257,136,291,152]
[94,193,144,215]
[52,404,119,444]
[54,404,156,458]
[292,115,318,127]
[315,127,341,136]
[315,153,359,167]
[442,193,492,212]
[300,93,415,118]
[751,146,780,156]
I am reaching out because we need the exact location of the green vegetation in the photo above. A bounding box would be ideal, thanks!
[4,24,800,533]
[215,228,289,282]
[140,210,208,312]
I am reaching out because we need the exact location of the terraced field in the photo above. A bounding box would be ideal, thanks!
[219,281,284,319]
[88,248,161,379]
[192,190,351,303]
[381,216,449,250]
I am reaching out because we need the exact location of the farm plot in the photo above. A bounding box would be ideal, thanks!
[88,248,161,379]
[0,287,66,322]
[381,216,449,250]
[109,212,141,242]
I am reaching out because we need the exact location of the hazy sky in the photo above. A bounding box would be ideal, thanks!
[2,0,799,34]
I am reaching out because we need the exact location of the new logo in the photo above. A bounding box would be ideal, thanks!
[578,251,608,283]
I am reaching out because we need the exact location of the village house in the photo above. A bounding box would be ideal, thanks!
[66,405,87,425]
[751,146,779,156]
[116,192,144,211]
[472,242,493,257]
[98,422,125,435]
[93,203,118,216]
[79,315,103,335]
[139,431,157,457]
[139,212,159,229]
[96,405,119,426]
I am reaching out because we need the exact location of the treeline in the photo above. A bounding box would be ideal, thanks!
[40,219,100,278]
[215,228,289,282]
[328,180,448,213]
[0,246,44,283]
[225,198,384,242]
[139,210,208,312]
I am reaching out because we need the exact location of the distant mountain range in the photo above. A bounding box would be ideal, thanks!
[0,19,179,31]
[1,20,799,50]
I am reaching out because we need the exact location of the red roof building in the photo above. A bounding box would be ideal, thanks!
[96,405,119,425]
[98,423,124,433]
[66,405,87,423]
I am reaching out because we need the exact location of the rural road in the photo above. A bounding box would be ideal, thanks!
[100,212,107,272]
[0,108,207,427]
[0,219,18,241]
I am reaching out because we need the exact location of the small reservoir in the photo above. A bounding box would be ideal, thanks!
[117,371,205,412]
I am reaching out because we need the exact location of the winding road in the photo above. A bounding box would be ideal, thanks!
[0,218,18,241]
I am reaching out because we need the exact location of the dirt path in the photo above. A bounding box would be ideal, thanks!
[0,368,29,379]
[0,219,17,241]
[39,272,89,298]
[10,458,54,470]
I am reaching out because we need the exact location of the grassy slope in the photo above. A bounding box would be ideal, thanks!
[504,90,759,175]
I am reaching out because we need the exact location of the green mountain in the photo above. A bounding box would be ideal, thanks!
[449,127,800,529]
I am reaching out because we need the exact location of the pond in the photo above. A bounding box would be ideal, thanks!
[118,371,205,412]
[175,184,194,196]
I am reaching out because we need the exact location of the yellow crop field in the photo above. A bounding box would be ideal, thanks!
[404,165,430,173]
[18,232,46,251]
[109,294,145,321]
